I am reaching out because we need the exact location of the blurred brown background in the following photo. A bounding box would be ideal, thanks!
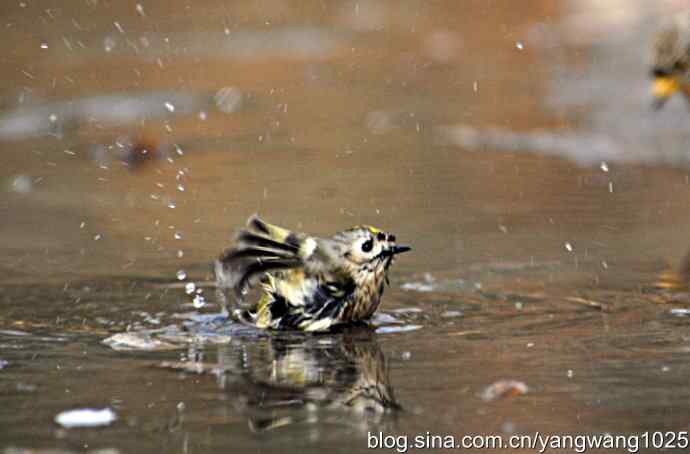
[4,1,690,452]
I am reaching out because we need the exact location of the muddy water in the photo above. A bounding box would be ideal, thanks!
[3,1,690,453]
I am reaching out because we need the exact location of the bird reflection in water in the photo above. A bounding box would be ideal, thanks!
[162,326,400,436]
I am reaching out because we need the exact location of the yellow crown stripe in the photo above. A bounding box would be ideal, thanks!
[653,76,679,98]
[352,225,383,234]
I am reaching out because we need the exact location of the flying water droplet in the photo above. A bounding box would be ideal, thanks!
[176,250,184,258]
[515,41,524,50]
[11,175,32,194]
[564,242,573,252]
[185,282,196,294]
[192,295,205,309]
[176,270,187,281]
[103,36,116,52]
[164,102,175,113]
[177,184,185,192]
[600,162,609,172]
[214,87,243,113]
[167,201,176,209]
[174,231,183,240]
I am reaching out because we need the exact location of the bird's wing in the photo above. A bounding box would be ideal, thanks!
[215,215,333,300]
[255,273,356,332]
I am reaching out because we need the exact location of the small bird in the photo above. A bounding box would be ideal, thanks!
[650,12,690,109]
[214,216,411,332]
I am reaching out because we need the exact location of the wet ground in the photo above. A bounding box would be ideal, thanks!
[3,0,690,452]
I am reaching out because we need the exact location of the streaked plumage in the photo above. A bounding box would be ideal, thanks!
[651,11,690,109]
[214,216,410,332]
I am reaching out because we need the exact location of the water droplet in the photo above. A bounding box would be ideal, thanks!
[176,270,187,281]
[198,111,207,120]
[670,308,690,317]
[564,242,573,252]
[214,87,243,113]
[11,175,32,194]
[93,234,102,241]
[79,222,86,229]
[177,184,185,192]
[167,201,176,209]
[515,41,524,50]
[49,113,58,123]
[176,250,184,258]
[164,102,175,113]
[135,3,145,16]
[174,231,183,240]
[40,43,49,49]
[174,144,183,156]
[103,36,116,52]
[192,295,205,309]
[600,161,609,172]
[185,282,196,294]
[566,369,574,378]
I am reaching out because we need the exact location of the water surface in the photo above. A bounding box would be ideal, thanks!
[2,1,690,452]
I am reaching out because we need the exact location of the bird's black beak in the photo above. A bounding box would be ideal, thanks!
[391,245,411,255]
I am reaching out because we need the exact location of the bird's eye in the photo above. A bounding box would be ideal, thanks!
[376,232,386,241]
[361,239,373,253]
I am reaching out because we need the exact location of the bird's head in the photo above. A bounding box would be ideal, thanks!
[651,22,688,110]
[651,68,682,110]
[334,225,411,284]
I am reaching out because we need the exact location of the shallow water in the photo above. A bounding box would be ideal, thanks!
[3,1,690,453]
